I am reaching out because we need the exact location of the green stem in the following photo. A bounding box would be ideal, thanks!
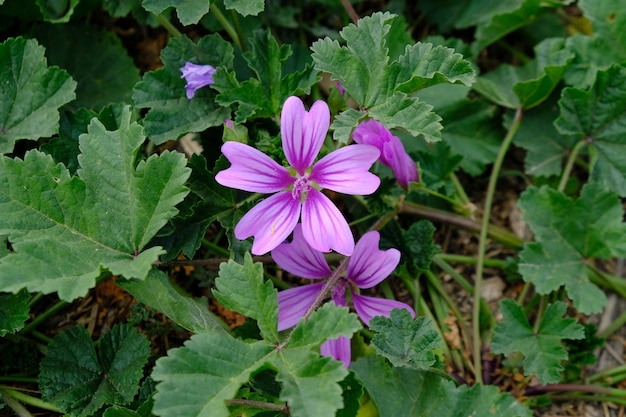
[589,365,626,384]
[449,172,472,209]
[153,14,182,37]
[472,107,523,384]
[598,309,626,339]
[21,300,68,335]
[0,387,60,413]
[436,253,506,268]
[558,139,588,192]
[210,3,242,50]
[225,398,288,413]
[398,201,524,249]
[548,394,626,406]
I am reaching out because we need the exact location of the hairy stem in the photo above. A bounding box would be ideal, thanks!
[558,139,588,192]
[472,107,523,384]
[154,14,182,37]
[340,0,359,24]
[225,398,288,413]
[0,387,60,413]
[210,3,242,50]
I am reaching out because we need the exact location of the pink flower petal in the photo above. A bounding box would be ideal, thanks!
[301,189,354,256]
[271,224,332,279]
[234,191,301,255]
[281,96,330,175]
[347,231,400,289]
[352,293,415,327]
[216,142,293,193]
[277,282,325,331]
[352,119,417,189]
[311,145,381,195]
[320,336,351,368]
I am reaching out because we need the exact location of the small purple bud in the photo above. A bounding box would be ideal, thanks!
[224,119,234,130]
[336,81,345,95]
[180,62,216,99]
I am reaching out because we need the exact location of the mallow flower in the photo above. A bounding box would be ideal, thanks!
[215,96,381,256]
[352,119,418,189]
[180,62,217,99]
[273,224,415,367]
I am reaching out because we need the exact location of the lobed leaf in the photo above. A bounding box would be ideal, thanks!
[141,0,210,25]
[133,34,233,144]
[517,183,626,313]
[39,324,150,417]
[287,303,362,349]
[352,355,532,417]
[0,37,76,154]
[491,300,584,385]
[555,64,626,196]
[369,309,443,369]
[213,254,279,342]
[0,289,30,337]
[223,0,264,16]
[0,106,190,301]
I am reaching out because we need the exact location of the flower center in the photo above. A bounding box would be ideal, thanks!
[291,175,312,202]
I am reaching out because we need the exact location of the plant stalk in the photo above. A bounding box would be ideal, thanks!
[472,106,523,384]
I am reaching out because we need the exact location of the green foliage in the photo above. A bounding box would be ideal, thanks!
[119,269,226,333]
[491,300,585,385]
[473,38,574,109]
[0,37,76,154]
[133,34,233,144]
[382,220,440,275]
[213,29,319,122]
[39,324,150,416]
[223,0,264,16]
[352,355,532,417]
[0,289,30,337]
[213,254,280,342]
[369,309,443,369]
[0,106,190,301]
[141,0,210,25]
[518,183,626,313]
[152,255,361,417]
[312,12,475,143]
[555,64,626,196]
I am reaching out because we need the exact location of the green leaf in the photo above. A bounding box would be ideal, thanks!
[471,0,568,54]
[0,289,30,337]
[273,350,348,417]
[518,183,626,313]
[287,303,362,349]
[563,35,622,88]
[0,37,76,154]
[152,332,273,417]
[369,309,442,369]
[141,0,210,25]
[352,355,532,417]
[30,24,140,111]
[416,84,502,175]
[491,300,585,385]
[36,0,79,22]
[213,254,279,342]
[0,106,190,301]
[133,34,233,144]
[223,0,264,16]
[118,268,226,333]
[312,12,474,109]
[39,324,150,417]
[555,64,626,196]
[330,108,366,144]
[213,29,318,123]
[578,0,626,54]
[383,220,440,276]
[473,38,574,109]
[511,96,579,177]
[337,372,363,417]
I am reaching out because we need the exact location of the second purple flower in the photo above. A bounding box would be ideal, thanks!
[216,96,381,256]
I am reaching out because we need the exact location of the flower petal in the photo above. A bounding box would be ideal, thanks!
[215,142,293,193]
[277,282,325,331]
[320,336,351,368]
[347,231,400,289]
[352,119,417,189]
[180,62,217,99]
[352,293,415,327]
[281,96,330,175]
[301,189,354,256]
[234,191,301,255]
[272,224,332,279]
[311,144,381,195]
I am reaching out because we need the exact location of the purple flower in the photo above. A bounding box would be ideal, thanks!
[352,119,418,189]
[272,224,416,367]
[215,96,381,256]
[180,62,217,99]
